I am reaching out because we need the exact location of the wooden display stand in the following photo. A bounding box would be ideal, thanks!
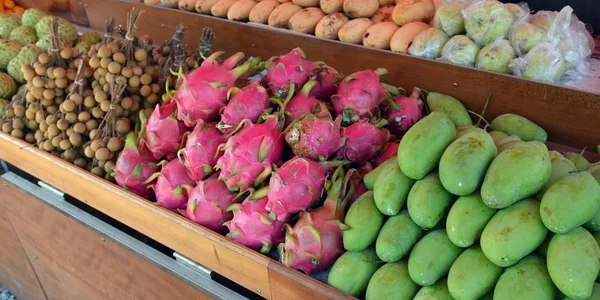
[1,0,600,299]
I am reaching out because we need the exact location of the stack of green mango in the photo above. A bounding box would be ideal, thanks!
[327,92,600,300]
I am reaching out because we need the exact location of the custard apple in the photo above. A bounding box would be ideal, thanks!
[0,15,20,39]
[0,39,24,71]
[35,16,77,42]
[0,72,17,99]
[36,34,71,52]
[7,45,42,84]
[79,32,101,45]
[0,99,8,117]
[9,26,38,45]
[22,8,49,27]
[75,41,91,53]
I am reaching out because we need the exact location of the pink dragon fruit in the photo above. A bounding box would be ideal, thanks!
[174,52,260,126]
[178,120,225,181]
[385,88,424,134]
[283,81,326,125]
[278,169,352,274]
[332,68,388,125]
[266,157,334,221]
[216,114,284,192]
[263,48,315,97]
[181,173,237,232]
[112,132,159,198]
[336,120,391,164]
[372,141,400,168]
[308,62,342,101]
[217,80,270,134]
[350,164,372,204]
[145,159,196,211]
[285,111,344,161]
[143,99,188,160]
[225,187,287,253]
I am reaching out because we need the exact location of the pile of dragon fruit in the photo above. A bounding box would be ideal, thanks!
[110,47,423,274]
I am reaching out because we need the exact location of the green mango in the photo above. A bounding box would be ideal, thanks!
[548,150,563,161]
[455,125,480,138]
[562,283,600,300]
[414,278,453,300]
[565,152,591,170]
[374,160,415,216]
[488,130,508,143]
[398,112,456,180]
[343,191,385,251]
[480,199,548,267]
[495,135,522,153]
[426,92,472,127]
[595,232,600,281]
[540,172,600,234]
[365,260,419,300]
[364,158,396,190]
[481,141,552,209]
[536,232,554,257]
[536,156,577,199]
[376,210,423,262]
[448,245,503,300]
[407,172,454,228]
[586,212,600,232]
[446,193,497,247]
[493,255,555,300]
[479,293,494,300]
[490,113,547,143]
[547,227,600,300]
[408,230,464,286]
[439,129,498,195]
[328,247,383,297]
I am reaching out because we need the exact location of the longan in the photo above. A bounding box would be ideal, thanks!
[116,118,131,134]
[107,137,123,152]
[78,111,91,122]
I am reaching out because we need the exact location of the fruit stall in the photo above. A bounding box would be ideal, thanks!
[0,0,599,299]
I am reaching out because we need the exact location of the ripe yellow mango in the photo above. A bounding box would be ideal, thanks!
[365,260,419,300]
[493,255,555,300]
[448,245,503,300]
[408,230,464,286]
[446,193,497,247]
[374,160,415,216]
[407,172,454,228]
[375,210,423,262]
[490,113,547,142]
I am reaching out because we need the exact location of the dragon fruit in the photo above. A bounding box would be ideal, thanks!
[225,187,287,253]
[263,48,315,97]
[336,120,391,164]
[308,62,342,101]
[350,164,372,204]
[278,169,352,274]
[145,159,196,211]
[174,52,260,126]
[216,114,284,192]
[112,132,159,198]
[285,111,344,162]
[283,80,326,125]
[372,141,400,168]
[217,80,270,134]
[266,157,333,221]
[181,174,237,232]
[178,120,225,181]
[385,88,424,134]
[332,69,388,125]
[143,99,188,160]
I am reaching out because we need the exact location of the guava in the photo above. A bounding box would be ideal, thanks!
[438,35,480,66]
[530,11,557,32]
[463,0,515,46]
[505,3,528,19]
[476,39,516,73]
[433,1,468,36]
[408,28,450,59]
[509,42,571,83]
[509,20,545,55]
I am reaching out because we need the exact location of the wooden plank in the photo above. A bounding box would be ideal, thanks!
[268,262,354,300]
[0,133,274,299]
[81,0,600,149]
[0,187,47,300]
[0,178,212,300]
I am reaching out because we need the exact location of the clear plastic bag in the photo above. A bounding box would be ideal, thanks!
[438,35,480,66]
[530,10,557,32]
[433,0,470,36]
[476,38,516,73]
[509,16,545,56]
[408,28,450,59]
[505,2,530,20]
[509,42,571,83]
[548,6,593,76]
[462,0,515,46]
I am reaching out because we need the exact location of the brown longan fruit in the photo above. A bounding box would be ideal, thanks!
[107,137,123,152]
[98,46,111,58]
[91,139,105,152]
[65,112,77,124]
[146,93,159,105]
[27,120,38,130]
[12,118,24,129]
[115,118,131,134]
[38,53,50,64]
[59,139,72,150]
[129,76,140,87]
[63,149,77,160]
[91,166,105,177]
[53,67,66,79]
[84,96,96,108]
[38,120,48,132]
[66,69,77,81]
[29,102,40,113]
[107,42,119,53]
[100,100,111,112]
[66,128,74,136]
[139,85,151,97]
[61,99,76,112]
[100,57,112,69]
[34,130,44,140]
[25,92,36,103]
[45,105,58,114]
[42,140,55,151]
[89,56,101,68]
[131,100,140,112]
[94,90,107,102]
[115,105,124,117]
[47,124,59,137]
[95,147,110,161]
[32,76,45,88]
[113,52,126,64]
[51,136,62,147]
[73,123,86,134]
[25,132,36,143]
[60,48,73,60]
[13,104,25,117]
[86,119,98,131]
[55,78,68,89]
[43,89,55,100]
[30,86,44,99]
[23,69,35,81]
[104,160,116,173]
[34,64,47,77]
[115,76,127,85]
[2,122,12,133]
[132,66,143,76]
[70,94,83,105]
[121,67,133,78]
[78,111,91,122]
[25,109,36,120]
[74,157,88,168]
[11,129,24,139]
[91,107,104,119]
[57,119,69,131]
[46,79,56,89]
[69,132,83,147]
[88,128,98,140]
[151,83,160,94]
[134,49,147,62]
[121,97,133,110]
[45,114,56,125]
[83,67,93,78]
[84,145,95,158]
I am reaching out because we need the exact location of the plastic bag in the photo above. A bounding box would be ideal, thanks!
[476,38,516,73]
[509,42,570,83]
[408,28,450,59]
[433,1,469,36]
[438,35,480,66]
[462,0,515,46]
[548,6,593,76]
[509,16,545,56]
[505,2,530,20]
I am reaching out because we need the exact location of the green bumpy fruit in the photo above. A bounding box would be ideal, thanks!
[493,255,555,300]
[448,245,503,300]
[548,227,600,300]
[439,129,497,195]
[36,34,72,52]
[446,193,497,247]
[481,141,551,209]
[490,113,548,143]
[540,172,600,234]
[0,39,23,71]
[328,247,382,297]
[365,260,418,300]
[8,26,38,45]
[408,230,464,286]
[488,130,508,143]
[0,15,20,39]
[35,16,77,42]
[22,8,48,27]
[374,161,415,216]
[364,158,395,190]
[0,72,17,99]
[343,191,384,251]
[7,45,42,84]
[0,99,8,117]
[565,152,591,170]
[75,41,91,54]
[414,278,453,300]
[79,32,101,45]
[426,92,472,127]
[407,172,454,228]
[398,112,456,180]
[376,210,423,262]
[476,39,516,73]
[481,199,548,267]
[536,155,577,199]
